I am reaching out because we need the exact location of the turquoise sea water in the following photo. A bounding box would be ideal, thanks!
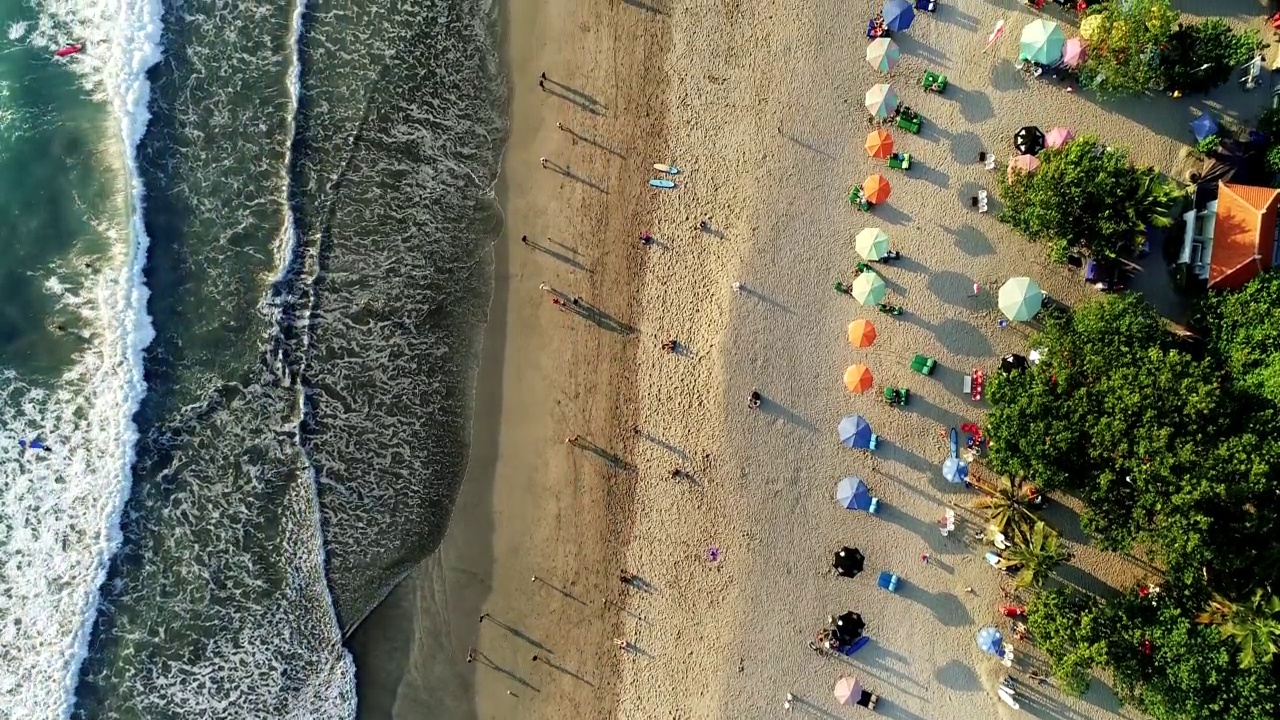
[0,0,504,715]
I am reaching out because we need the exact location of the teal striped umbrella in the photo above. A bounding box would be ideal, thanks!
[865,38,901,73]
[865,84,899,119]
[1019,20,1065,65]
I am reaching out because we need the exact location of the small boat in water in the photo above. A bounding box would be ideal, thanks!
[54,43,83,58]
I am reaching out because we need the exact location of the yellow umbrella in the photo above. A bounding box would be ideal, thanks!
[1080,14,1103,41]
[848,319,877,348]
[844,364,874,393]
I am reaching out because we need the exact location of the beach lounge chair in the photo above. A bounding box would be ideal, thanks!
[887,152,911,170]
[877,570,900,592]
[915,0,937,10]
[910,354,936,375]
[922,70,947,93]
[849,187,872,211]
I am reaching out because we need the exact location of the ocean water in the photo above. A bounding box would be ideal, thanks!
[0,0,504,715]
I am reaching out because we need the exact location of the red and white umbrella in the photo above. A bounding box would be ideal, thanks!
[985,19,1006,52]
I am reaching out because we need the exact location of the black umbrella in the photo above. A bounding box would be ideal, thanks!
[833,546,865,578]
[833,611,866,642]
[1000,353,1029,374]
[1014,126,1045,156]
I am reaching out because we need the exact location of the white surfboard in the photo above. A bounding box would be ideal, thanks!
[653,163,680,175]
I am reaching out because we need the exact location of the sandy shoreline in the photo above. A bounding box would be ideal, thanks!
[349,0,1272,718]
[348,0,670,717]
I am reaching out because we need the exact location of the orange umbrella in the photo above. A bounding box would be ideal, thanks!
[848,319,877,348]
[863,174,891,204]
[865,129,894,159]
[844,364,874,393]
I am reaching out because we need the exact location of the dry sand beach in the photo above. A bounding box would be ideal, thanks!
[352,0,1273,718]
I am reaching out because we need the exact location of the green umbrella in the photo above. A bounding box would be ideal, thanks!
[865,38,901,73]
[856,227,890,260]
[998,277,1043,321]
[1019,19,1065,65]
[850,271,887,306]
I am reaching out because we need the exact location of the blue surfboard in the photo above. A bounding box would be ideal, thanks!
[648,179,676,189]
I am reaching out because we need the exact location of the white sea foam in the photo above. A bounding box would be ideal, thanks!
[0,0,160,716]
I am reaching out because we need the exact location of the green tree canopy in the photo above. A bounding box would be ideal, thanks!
[1079,0,1179,96]
[997,137,1178,261]
[1158,20,1264,96]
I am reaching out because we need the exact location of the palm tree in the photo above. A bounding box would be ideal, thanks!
[973,475,1039,540]
[1197,589,1280,668]
[998,521,1071,589]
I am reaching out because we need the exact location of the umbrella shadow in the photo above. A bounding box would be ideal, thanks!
[926,269,979,308]
[989,59,1028,93]
[895,33,951,66]
[910,159,951,188]
[937,3,978,30]
[898,582,974,627]
[943,223,996,257]
[949,85,994,124]
[948,130,984,165]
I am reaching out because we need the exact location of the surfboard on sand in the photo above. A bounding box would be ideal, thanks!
[653,163,680,175]
[649,179,676,189]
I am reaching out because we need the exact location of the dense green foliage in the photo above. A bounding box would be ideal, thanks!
[1158,20,1263,96]
[989,284,1280,717]
[1078,0,1179,96]
[997,137,1178,261]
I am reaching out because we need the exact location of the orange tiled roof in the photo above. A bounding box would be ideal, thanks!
[1209,183,1280,290]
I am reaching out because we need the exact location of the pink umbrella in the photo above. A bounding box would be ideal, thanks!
[834,676,864,705]
[1045,126,1075,149]
[1007,154,1041,180]
[1062,37,1086,68]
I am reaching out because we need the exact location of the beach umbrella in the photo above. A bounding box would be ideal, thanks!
[882,0,914,32]
[844,364,874,394]
[1002,353,1030,372]
[1007,154,1040,179]
[1000,353,1029,373]
[865,128,894,159]
[942,457,969,484]
[1062,37,1086,68]
[1079,14,1103,42]
[834,676,864,706]
[834,611,866,642]
[863,174,892,203]
[1014,126,1045,156]
[838,416,873,449]
[865,83,899,118]
[847,319,877,348]
[836,476,874,510]
[977,626,1005,656]
[849,271,886,306]
[833,547,866,577]
[1191,114,1219,142]
[1019,19,1065,65]
[998,277,1044,321]
[865,37,901,73]
[856,227,890,260]
[1045,126,1074,149]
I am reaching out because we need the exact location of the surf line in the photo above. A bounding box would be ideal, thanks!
[60,0,163,716]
